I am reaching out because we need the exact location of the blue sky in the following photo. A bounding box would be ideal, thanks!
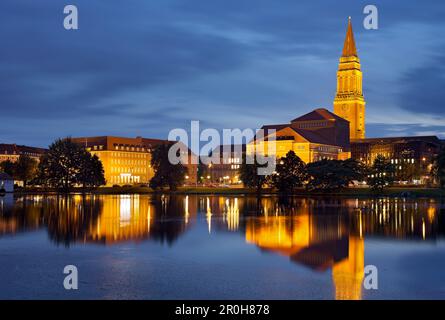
[1,0,445,147]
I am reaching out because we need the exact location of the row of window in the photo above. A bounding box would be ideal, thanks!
[313,156,336,162]
[223,157,241,164]
[113,145,151,152]
[296,121,328,129]
[0,155,17,161]
[111,158,148,165]
[109,175,141,184]
[391,158,415,164]
[0,151,41,156]
[337,75,362,93]
[110,167,148,174]
[109,152,147,158]
[358,157,419,164]
[316,146,340,153]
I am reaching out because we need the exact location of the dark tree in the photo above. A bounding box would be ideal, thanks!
[78,154,106,188]
[367,155,396,190]
[433,148,445,188]
[149,143,187,191]
[197,161,209,184]
[14,155,38,188]
[271,151,307,193]
[0,160,16,177]
[306,158,366,191]
[37,138,105,191]
[238,156,270,194]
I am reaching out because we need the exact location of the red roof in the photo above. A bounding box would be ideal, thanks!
[259,124,338,146]
[291,108,348,123]
[0,144,46,155]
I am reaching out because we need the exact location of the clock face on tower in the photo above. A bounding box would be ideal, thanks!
[341,104,349,113]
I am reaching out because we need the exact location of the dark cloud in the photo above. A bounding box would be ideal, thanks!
[367,123,445,139]
[0,0,444,146]
[399,53,445,116]
[0,1,249,121]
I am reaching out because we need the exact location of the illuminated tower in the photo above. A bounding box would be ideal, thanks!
[333,17,366,140]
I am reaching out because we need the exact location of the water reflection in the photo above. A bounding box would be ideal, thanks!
[0,194,444,300]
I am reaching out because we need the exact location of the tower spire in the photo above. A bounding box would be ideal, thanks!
[334,16,366,141]
[342,17,357,57]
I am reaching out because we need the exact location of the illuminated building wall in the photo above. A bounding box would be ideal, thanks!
[333,18,366,140]
[351,136,441,184]
[72,136,197,186]
[0,143,46,163]
[246,109,350,163]
[207,145,245,184]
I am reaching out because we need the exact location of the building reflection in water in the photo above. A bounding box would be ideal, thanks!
[244,199,363,300]
[0,194,444,299]
[0,194,198,246]
[88,195,150,244]
[87,194,197,245]
[243,197,443,300]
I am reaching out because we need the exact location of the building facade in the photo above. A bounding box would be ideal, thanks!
[245,19,364,164]
[351,136,442,184]
[72,136,197,186]
[333,17,366,141]
[0,144,46,163]
[206,144,245,184]
[247,108,350,163]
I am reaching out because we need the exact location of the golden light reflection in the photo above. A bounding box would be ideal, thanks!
[245,215,310,256]
[427,205,436,223]
[332,236,364,300]
[246,214,364,300]
[88,195,152,244]
[0,194,443,299]
[185,195,190,225]
[224,198,239,231]
[206,197,212,234]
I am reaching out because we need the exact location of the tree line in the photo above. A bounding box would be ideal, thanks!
[1,138,444,193]
[239,150,444,194]
[0,138,187,192]
[1,138,105,192]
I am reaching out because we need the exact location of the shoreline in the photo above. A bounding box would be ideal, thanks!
[5,186,445,198]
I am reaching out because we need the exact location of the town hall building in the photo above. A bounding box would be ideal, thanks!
[240,17,441,184]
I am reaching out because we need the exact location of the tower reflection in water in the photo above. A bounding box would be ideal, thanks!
[0,194,443,300]
[244,198,364,300]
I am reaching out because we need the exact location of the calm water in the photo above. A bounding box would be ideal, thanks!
[0,193,444,300]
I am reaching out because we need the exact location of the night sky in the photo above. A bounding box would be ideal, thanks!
[1,0,445,148]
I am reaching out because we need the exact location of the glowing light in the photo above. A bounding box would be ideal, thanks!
[184,196,189,224]
[206,197,212,234]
